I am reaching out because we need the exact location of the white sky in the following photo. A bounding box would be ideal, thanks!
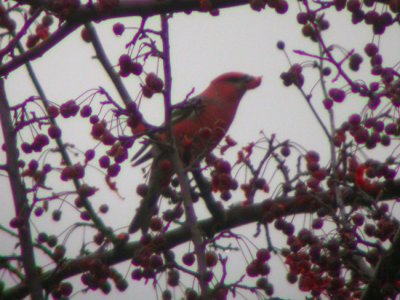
[1,3,399,299]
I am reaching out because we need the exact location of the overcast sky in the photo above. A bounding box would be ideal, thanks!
[1,3,399,299]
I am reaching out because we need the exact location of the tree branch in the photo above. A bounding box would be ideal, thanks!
[3,179,399,300]
[1,0,252,76]
[0,79,44,300]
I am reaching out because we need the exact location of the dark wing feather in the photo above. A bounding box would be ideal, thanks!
[131,95,205,166]
[171,95,205,125]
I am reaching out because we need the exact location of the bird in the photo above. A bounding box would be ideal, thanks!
[129,72,262,234]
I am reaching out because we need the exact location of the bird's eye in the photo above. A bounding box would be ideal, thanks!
[225,76,245,83]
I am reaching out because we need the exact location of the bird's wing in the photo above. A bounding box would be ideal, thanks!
[171,95,206,125]
[131,95,206,166]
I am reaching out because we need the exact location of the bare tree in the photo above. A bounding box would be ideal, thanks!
[0,0,399,299]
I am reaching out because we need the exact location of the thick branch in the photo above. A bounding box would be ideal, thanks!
[0,79,44,300]
[362,226,400,300]
[18,0,251,20]
[3,179,400,300]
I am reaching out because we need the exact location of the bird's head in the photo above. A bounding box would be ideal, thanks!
[203,72,262,101]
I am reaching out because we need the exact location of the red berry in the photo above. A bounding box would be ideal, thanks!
[297,12,308,24]
[250,0,266,11]
[348,114,361,126]
[47,105,59,118]
[349,53,363,71]
[113,22,125,36]
[205,251,218,267]
[136,184,149,197]
[80,211,91,221]
[48,125,61,139]
[99,204,109,214]
[99,155,110,168]
[149,254,163,269]
[142,85,154,98]
[145,73,164,92]
[131,268,142,281]
[28,159,39,171]
[80,105,92,118]
[246,261,259,277]
[81,28,91,43]
[119,54,131,72]
[256,249,271,262]
[275,0,288,14]
[85,149,95,161]
[21,142,32,154]
[329,88,346,102]
[149,217,163,231]
[90,115,99,124]
[167,270,179,287]
[52,209,62,221]
[365,43,378,57]
[107,164,120,177]
[26,34,40,48]
[323,98,333,110]
[182,253,195,266]
[130,62,143,76]
[91,122,106,139]
[34,207,44,217]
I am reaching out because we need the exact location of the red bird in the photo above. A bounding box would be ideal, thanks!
[129,72,262,233]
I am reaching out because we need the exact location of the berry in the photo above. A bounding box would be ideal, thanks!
[85,149,95,161]
[277,40,285,50]
[130,62,143,76]
[136,184,149,197]
[142,85,154,98]
[297,12,308,24]
[48,125,61,139]
[99,155,110,168]
[145,73,164,92]
[364,43,378,57]
[107,164,120,177]
[205,251,218,267]
[323,98,333,110]
[52,209,62,221]
[328,88,346,102]
[26,34,40,48]
[47,106,59,118]
[349,53,363,71]
[167,270,179,287]
[256,249,271,262]
[182,253,195,266]
[81,28,91,42]
[80,105,92,118]
[275,0,288,14]
[99,204,109,214]
[113,22,125,36]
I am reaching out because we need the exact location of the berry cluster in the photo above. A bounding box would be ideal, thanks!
[250,0,289,14]
[118,54,143,77]
[80,260,128,295]
[246,248,273,296]
[142,73,164,98]
[210,159,238,201]
[280,64,305,88]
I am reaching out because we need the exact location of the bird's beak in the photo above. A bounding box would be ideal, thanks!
[245,76,262,90]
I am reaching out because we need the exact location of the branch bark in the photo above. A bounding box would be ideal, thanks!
[0,79,44,300]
